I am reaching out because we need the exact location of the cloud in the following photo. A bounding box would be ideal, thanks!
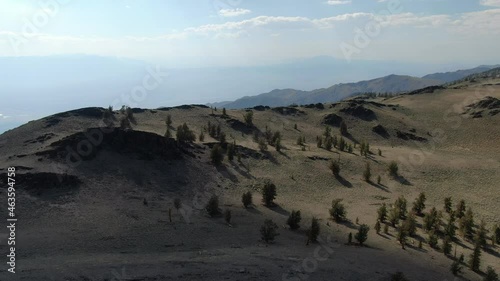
[1,8,500,60]
[451,8,500,34]
[480,0,500,7]
[379,13,452,28]
[184,16,313,33]
[218,8,251,17]
[326,0,352,5]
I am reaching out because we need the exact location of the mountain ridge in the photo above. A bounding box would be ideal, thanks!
[213,65,499,109]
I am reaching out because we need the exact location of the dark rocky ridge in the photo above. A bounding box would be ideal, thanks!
[1,172,81,197]
[36,128,183,161]
[322,113,344,127]
[271,107,306,116]
[340,102,377,121]
[463,96,500,118]
[372,124,390,138]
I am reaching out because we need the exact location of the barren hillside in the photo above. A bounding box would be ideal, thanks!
[0,78,499,281]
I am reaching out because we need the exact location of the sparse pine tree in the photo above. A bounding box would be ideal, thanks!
[307,217,320,243]
[364,142,370,156]
[395,196,408,219]
[388,205,400,227]
[176,123,196,143]
[244,111,253,126]
[222,107,227,116]
[210,144,224,165]
[384,223,389,234]
[469,243,482,272]
[340,121,348,136]
[242,191,253,208]
[206,195,220,217]
[451,260,463,276]
[444,197,453,214]
[324,136,333,151]
[375,221,381,234]
[275,136,282,152]
[378,149,382,156]
[363,162,372,182]
[428,231,439,249]
[424,207,440,232]
[317,136,323,148]
[218,131,226,144]
[260,219,279,243]
[165,127,172,138]
[271,131,281,146]
[120,116,131,130]
[265,126,273,144]
[443,236,453,256]
[125,107,134,121]
[377,175,381,185]
[323,126,331,138]
[378,203,388,223]
[403,212,417,237]
[360,142,366,155]
[456,199,466,219]
[397,226,408,249]
[262,180,277,207]
[484,267,499,281]
[388,161,399,178]
[493,225,500,245]
[199,130,205,142]
[412,192,426,216]
[474,220,488,248]
[209,123,217,138]
[329,160,341,177]
[459,207,474,240]
[338,137,346,151]
[294,123,298,130]
[355,224,370,246]
[348,232,353,244]
[287,210,302,230]
[444,212,457,240]
[329,199,347,222]
[348,144,353,153]
[166,114,172,127]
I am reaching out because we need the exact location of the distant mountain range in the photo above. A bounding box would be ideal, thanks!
[422,65,500,83]
[0,54,498,133]
[211,65,500,109]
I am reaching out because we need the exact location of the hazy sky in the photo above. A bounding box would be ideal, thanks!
[1,0,499,66]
